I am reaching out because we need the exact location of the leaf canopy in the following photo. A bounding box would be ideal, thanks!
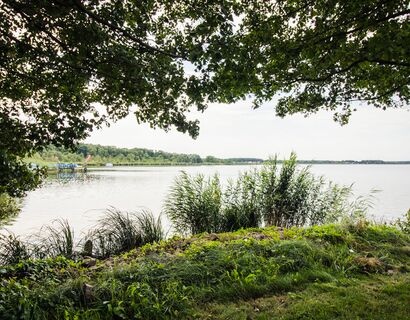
[1,0,409,195]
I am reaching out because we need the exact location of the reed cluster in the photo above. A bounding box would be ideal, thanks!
[165,153,366,235]
[0,209,164,265]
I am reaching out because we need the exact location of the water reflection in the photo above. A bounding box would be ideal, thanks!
[4,164,410,238]
[46,172,100,185]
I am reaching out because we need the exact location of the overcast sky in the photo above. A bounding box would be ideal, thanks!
[85,100,410,161]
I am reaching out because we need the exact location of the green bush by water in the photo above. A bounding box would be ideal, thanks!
[0,193,20,225]
[165,153,365,235]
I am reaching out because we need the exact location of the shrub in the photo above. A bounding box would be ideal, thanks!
[164,172,222,235]
[0,193,21,225]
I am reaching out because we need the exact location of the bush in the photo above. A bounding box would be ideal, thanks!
[164,172,222,235]
[0,193,21,225]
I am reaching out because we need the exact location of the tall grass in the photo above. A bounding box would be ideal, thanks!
[136,210,164,244]
[258,154,359,227]
[222,171,261,231]
[164,172,222,235]
[0,209,164,264]
[0,233,30,265]
[86,208,164,258]
[31,219,75,259]
[166,153,368,234]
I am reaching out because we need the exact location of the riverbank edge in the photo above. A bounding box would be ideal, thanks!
[0,222,409,319]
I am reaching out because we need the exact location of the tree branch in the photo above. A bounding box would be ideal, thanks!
[70,0,187,60]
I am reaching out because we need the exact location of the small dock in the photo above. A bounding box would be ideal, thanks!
[56,163,87,173]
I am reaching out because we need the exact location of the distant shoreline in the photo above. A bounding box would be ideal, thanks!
[43,160,410,173]
[27,143,410,168]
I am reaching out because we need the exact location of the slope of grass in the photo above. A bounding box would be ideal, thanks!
[0,222,409,319]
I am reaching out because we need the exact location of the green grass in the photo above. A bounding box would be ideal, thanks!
[0,222,409,319]
[197,274,410,319]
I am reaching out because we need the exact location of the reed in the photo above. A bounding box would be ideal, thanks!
[86,208,164,258]
[136,209,164,244]
[166,153,366,234]
[31,219,75,259]
[0,232,30,265]
[164,172,222,235]
[222,171,261,231]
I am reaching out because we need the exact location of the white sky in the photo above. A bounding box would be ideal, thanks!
[85,100,410,161]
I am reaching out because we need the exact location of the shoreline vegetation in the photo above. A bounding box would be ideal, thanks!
[26,144,410,169]
[1,154,409,319]
[0,219,409,319]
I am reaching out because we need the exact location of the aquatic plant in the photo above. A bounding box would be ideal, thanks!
[86,208,164,258]
[222,171,261,231]
[166,153,369,233]
[164,172,222,235]
[135,210,164,244]
[31,219,75,259]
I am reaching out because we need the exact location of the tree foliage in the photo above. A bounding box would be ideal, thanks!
[1,0,409,195]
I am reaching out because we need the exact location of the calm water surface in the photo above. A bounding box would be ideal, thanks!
[6,164,410,237]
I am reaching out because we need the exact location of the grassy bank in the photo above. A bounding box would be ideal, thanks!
[0,221,409,319]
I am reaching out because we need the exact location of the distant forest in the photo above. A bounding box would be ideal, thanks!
[27,144,264,166]
[27,144,410,167]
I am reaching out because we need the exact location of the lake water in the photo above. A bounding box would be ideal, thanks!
[5,164,410,238]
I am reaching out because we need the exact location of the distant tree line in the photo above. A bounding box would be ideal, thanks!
[27,144,409,167]
[27,144,264,166]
